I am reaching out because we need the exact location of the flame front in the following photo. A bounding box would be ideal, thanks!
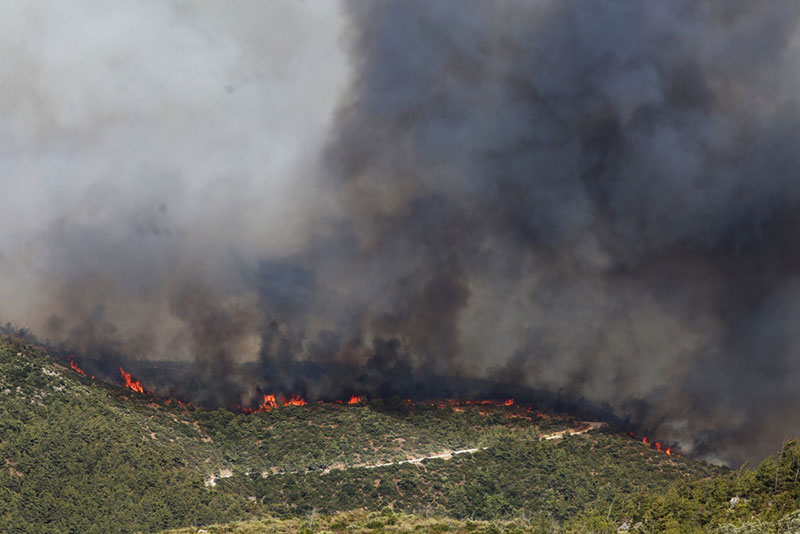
[283,395,307,407]
[432,398,517,408]
[119,367,145,394]
[241,394,523,414]
[68,355,87,377]
[347,395,364,405]
[261,394,278,410]
[243,394,278,413]
[632,433,678,457]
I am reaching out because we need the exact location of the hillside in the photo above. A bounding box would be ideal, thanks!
[1,336,798,533]
[160,509,800,534]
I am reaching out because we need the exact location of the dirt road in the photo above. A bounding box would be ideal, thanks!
[256,420,607,477]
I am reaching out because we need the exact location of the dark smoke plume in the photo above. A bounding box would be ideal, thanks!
[2,0,800,465]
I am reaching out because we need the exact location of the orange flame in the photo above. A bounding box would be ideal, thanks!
[431,398,516,409]
[239,394,520,414]
[119,367,145,394]
[244,393,310,413]
[633,433,676,457]
[68,355,87,377]
[260,394,278,410]
[283,395,307,407]
[242,394,278,413]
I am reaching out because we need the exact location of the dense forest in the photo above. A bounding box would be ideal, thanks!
[1,336,798,533]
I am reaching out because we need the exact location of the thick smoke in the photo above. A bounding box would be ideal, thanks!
[2,0,800,465]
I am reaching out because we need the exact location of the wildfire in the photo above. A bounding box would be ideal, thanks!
[432,398,516,409]
[240,394,520,414]
[119,367,145,394]
[633,433,677,457]
[261,394,278,410]
[283,395,307,407]
[68,355,87,377]
[242,394,279,413]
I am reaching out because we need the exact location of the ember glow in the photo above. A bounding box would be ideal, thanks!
[431,398,517,409]
[237,394,524,414]
[119,367,145,394]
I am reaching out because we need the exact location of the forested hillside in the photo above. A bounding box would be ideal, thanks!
[1,336,798,533]
[162,508,800,534]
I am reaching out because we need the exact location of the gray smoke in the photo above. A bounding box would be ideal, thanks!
[2,0,800,465]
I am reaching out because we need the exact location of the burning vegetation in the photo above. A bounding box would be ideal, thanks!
[238,395,520,415]
[633,433,676,457]
[61,352,682,456]
[67,355,87,377]
[61,354,531,418]
[119,366,146,394]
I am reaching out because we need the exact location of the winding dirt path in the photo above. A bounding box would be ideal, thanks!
[358,447,487,470]
[254,421,606,478]
[542,421,606,440]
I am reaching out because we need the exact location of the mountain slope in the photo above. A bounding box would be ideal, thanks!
[0,337,252,534]
[160,509,800,534]
[2,336,798,533]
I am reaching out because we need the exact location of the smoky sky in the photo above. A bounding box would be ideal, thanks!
[2,0,800,465]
